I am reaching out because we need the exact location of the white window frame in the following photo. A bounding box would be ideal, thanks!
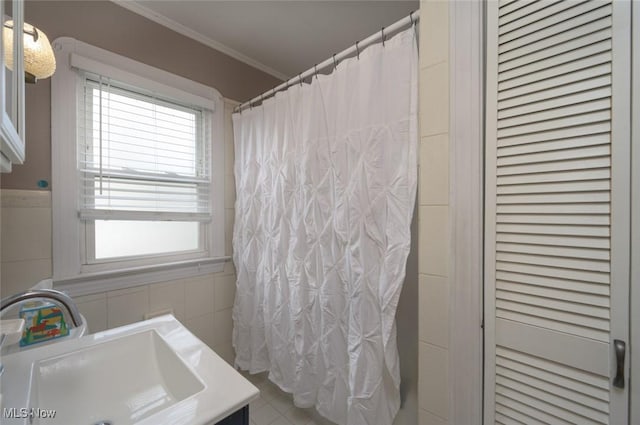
[52,37,227,296]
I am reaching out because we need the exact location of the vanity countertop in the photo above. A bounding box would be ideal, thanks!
[1,314,259,425]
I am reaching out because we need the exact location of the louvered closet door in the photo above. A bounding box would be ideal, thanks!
[484,1,631,424]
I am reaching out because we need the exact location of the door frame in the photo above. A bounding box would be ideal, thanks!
[610,1,632,422]
[482,1,499,422]
[448,0,484,423]
[630,0,640,422]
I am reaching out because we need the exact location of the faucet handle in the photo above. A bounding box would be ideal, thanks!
[0,333,5,377]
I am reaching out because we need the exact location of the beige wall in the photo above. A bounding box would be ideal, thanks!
[418,1,451,424]
[0,99,239,364]
[1,0,281,191]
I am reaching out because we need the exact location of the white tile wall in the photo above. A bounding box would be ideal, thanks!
[149,279,186,321]
[185,311,217,348]
[419,0,451,423]
[420,0,449,69]
[1,189,51,208]
[419,342,449,420]
[1,258,52,297]
[69,271,237,345]
[418,206,449,277]
[185,274,216,319]
[215,274,237,311]
[419,135,449,205]
[0,190,52,296]
[418,274,448,349]
[420,63,449,137]
[214,308,233,346]
[74,292,108,333]
[419,409,448,425]
[107,285,150,328]
[1,207,52,262]
[215,341,236,365]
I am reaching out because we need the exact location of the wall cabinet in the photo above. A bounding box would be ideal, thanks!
[0,0,25,173]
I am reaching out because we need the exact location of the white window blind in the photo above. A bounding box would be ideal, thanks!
[77,73,212,222]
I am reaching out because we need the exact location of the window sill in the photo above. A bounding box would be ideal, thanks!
[54,256,231,297]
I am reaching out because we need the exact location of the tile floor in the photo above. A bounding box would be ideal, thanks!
[241,372,335,425]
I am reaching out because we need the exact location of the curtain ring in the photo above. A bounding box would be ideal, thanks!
[381,27,386,47]
[299,73,303,87]
[333,54,338,71]
[356,41,360,59]
[409,11,417,39]
[314,64,319,80]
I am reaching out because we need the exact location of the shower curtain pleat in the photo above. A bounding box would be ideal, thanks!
[232,27,418,425]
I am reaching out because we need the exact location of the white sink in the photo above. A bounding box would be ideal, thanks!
[32,330,204,424]
[1,315,258,425]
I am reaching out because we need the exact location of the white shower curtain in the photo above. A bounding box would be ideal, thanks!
[232,27,418,425]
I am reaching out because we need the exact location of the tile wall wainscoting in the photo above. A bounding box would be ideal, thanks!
[0,189,53,297]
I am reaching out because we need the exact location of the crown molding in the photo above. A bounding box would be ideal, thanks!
[111,0,289,81]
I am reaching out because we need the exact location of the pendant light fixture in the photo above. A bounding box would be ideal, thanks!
[3,20,56,83]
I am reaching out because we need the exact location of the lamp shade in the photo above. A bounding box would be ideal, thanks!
[3,21,56,81]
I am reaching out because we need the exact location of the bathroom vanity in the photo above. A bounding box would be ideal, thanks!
[215,407,250,425]
[0,315,258,425]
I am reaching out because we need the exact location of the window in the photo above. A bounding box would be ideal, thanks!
[79,76,209,262]
[52,38,225,293]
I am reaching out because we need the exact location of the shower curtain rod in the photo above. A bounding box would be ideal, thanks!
[234,10,420,113]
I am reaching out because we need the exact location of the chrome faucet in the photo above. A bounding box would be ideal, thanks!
[1,288,83,328]
[0,334,5,376]
[0,289,83,377]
